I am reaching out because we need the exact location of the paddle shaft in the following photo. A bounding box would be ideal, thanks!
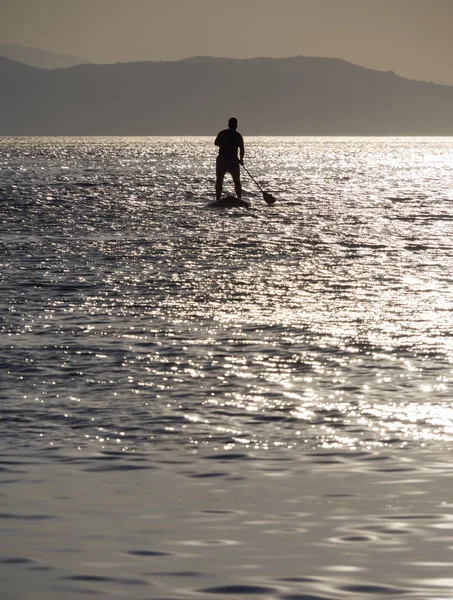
[242,164,265,193]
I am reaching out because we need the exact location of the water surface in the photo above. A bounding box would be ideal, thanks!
[1,137,453,598]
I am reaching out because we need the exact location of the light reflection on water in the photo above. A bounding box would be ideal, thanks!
[1,136,453,454]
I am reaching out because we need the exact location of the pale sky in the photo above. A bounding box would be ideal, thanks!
[1,0,452,84]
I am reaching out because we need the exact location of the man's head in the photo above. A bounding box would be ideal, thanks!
[228,117,238,130]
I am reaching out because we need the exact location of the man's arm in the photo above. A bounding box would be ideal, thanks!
[214,131,222,147]
[239,134,245,164]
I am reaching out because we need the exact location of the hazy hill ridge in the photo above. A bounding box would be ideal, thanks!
[1,55,453,135]
[0,44,90,69]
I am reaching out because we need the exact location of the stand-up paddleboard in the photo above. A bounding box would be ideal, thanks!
[207,195,251,209]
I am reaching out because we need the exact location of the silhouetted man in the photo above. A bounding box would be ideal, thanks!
[215,117,245,200]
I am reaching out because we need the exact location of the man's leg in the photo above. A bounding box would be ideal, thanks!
[216,161,227,200]
[231,166,242,199]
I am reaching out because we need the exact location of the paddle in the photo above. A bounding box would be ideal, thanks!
[241,164,277,205]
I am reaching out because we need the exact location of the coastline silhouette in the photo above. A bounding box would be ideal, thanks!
[2,56,453,135]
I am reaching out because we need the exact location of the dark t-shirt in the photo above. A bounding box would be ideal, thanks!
[215,129,244,164]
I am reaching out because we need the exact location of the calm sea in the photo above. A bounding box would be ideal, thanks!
[2,137,453,599]
[2,136,453,454]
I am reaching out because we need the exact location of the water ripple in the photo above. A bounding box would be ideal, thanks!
[2,138,453,452]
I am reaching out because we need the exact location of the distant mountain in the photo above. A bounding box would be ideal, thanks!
[0,44,89,69]
[1,55,453,135]
[0,54,39,75]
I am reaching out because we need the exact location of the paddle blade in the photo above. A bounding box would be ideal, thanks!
[263,191,277,205]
